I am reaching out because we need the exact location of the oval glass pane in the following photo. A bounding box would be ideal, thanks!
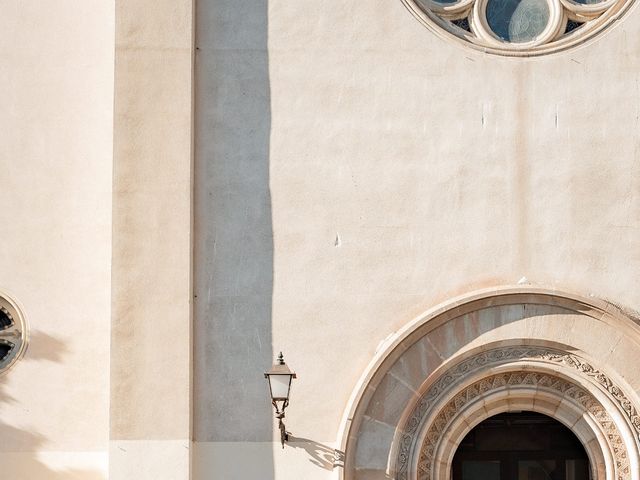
[486,0,550,42]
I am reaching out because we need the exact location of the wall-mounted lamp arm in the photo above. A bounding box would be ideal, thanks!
[265,353,296,449]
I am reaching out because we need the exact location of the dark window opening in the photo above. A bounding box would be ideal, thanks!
[0,309,12,330]
[565,20,585,34]
[453,411,591,480]
[452,17,472,32]
[0,342,13,362]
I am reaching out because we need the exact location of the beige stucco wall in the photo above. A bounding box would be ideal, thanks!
[194,1,640,479]
[2,1,639,479]
[0,1,114,478]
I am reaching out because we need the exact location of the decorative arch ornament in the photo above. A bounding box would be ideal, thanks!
[337,287,640,480]
[401,346,638,480]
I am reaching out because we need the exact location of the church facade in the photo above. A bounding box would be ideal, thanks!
[2,1,640,479]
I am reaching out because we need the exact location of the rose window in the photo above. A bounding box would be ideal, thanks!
[403,0,632,55]
[0,297,27,374]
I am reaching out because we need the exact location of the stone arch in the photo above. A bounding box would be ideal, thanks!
[407,347,637,480]
[428,386,609,480]
[337,287,640,480]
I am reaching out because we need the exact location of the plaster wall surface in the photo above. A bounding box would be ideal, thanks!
[0,1,113,478]
[194,0,640,479]
[111,0,194,479]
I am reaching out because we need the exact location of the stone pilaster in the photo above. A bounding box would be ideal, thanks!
[111,1,194,478]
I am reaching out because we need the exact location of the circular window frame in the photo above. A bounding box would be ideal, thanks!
[0,293,28,375]
[401,0,635,56]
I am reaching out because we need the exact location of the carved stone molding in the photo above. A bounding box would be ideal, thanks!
[396,346,639,480]
[416,371,627,480]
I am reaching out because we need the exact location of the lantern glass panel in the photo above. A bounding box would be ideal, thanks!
[269,374,291,400]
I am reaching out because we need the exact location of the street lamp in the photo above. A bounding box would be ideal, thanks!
[265,352,297,448]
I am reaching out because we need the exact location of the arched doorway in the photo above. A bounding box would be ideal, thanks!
[337,287,640,480]
[452,411,590,480]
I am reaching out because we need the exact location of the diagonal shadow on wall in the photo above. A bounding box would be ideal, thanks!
[193,0,274,479]
[0,331,104,479]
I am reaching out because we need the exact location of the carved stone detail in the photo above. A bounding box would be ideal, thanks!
[395,346,639,480]
[416,372,628,480]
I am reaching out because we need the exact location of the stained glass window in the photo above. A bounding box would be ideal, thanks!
[486,0,550,42]
[404,0,629,55]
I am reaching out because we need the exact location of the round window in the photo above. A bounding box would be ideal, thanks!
[404,0,631,56]
[0,295,27,374]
